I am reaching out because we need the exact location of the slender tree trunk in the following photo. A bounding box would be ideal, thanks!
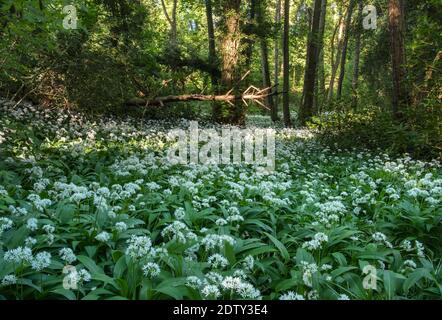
[244,0,257,70]
[351,0,363,108]
[205,0,222,121]
[327,9,344,103]
[300,0,323,125]
[282,0,292,127]
[388,0,408,118]
[313,0,327,114]
[273,0,282,120]
[161,0,178,48]
[336,0,355,100]
[257,0,275,116]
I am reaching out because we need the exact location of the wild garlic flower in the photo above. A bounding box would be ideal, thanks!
[201,284,221,299]
[280,291,305,300]
[0,217,13,235]
[161,221,194,244]
[302,232,329,251]
[207,254,229,269]
[215,218,228,226]
[186,276,203,289]
[95,231,111,243]
[4,247,33,264]
[243,255,254,270]
[115,222,128,232]
[26,218,38,231]
[201,234,235,251]
[174,207,186,220]
[59,248,77,264]
[372,232,393,248]
[300,261,318,287]
[403,260,417,270]
[25,237,37,247]
[415,241,425,258]
[31,251,52,271]
[142,262,161,278]
[78,269,92,282]
[1,275,17,286]
[125,235,152,259]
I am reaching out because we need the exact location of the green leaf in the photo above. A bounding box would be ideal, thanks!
[51,288,76,300]
[275,278,298,292]
[403,268,432,293]
[77,255,103,275]
[331,267,358,278]
[264,232,290,261]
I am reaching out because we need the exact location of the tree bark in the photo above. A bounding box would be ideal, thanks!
[351,0,363,107]
[282,0,292,127]
[388,0,408,118]
[161,0,178,48]
[300,0,323,125]
[273,0,282,119]
[257,0,275,117]
[205,0,222,121]
[336,0,356,100]
[327,8,344,103]
[244,0,258,70]
[126,89,276,107]
[220,0,244,124]
[313,0,327,114]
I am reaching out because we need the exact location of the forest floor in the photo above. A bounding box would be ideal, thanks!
[0,99,441,300]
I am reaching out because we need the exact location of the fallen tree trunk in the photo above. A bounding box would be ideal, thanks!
[126,86,276,109]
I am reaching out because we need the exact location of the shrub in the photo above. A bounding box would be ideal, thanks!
[309,103,442,160]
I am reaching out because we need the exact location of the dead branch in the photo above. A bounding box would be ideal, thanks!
[126,86,277,109]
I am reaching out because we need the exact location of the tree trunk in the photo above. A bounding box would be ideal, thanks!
[300,0,323,125]
[126,89,276,107]
[220,0,244,125]
[205,0,222,121]
[313,0,327,114]
[336,0,356,100]
[161,0,178,48]
[282,0,292,127]
[257,0,275,117]
[244,0,257,70]
[327,9,344,103]
[273,0,282,119]
[351,0,363,108]
[388,0,408,118]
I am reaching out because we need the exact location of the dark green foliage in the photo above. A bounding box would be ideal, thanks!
[310,101,442,160]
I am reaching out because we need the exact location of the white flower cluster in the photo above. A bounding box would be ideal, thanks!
[1,275,17,286]
[201,234,235,251]
[142,262,161,278]
[302,232,329,251]
[31,252,51,271]
[372,232,393,248]
[279,291,305,300]
[0,217,13,235]
[300,261,319,287]
[207,254,229,269]
[59,248,77,264]
[125,235,153,259]
[27,194,52,211]
[161,221,196,244]
[4,246,33,264]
